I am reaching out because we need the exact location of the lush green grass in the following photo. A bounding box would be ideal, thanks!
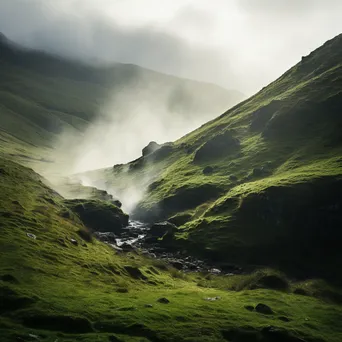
[1,157,342,341]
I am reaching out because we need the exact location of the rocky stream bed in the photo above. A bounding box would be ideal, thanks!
[94,220,242,275]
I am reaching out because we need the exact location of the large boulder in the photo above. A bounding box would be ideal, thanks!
[194,130,240,163]
[63,199,129,233]
[149,221,177,238]
[142,141,160,156]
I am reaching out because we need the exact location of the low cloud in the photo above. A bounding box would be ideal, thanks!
[1,1,342,95]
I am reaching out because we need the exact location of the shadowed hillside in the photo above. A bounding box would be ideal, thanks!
[91,33,342,282]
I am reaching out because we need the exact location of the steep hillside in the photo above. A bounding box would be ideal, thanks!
[93,33,342,282]
[2,156,342,341]
[0,33,243,154]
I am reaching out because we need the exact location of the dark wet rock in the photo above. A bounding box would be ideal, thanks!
[170,260,183,270]
[142,141,160,156]
[147,144,174,162]
[120,243,136,252]
[77,227,93,243]
[168,212,192,226]
[63,199,129,233]
[123,266,147,280]
[133,183,222,222]
[22,315,93,333]
[256,274,289,291]
[244,305,254,311]
[94,232,117,243]
[194,130,240,163]
[203,166,214,175]
[252,167,269,177]
[222,328,260,342]
[222,326,306,342]
[116,288,129,293]
[279,316,291,322]
[108,335,122,342]
[0,287,35,314]
[128,157,144,171]
[220,264,242,273]
[255,303,273,315]
[111,199,122,208]
[0,274,18,283]
[70,238,78,246]
[157,297,170,304]
[229,175,238,182]
[149,221,177,238]
[294,288,308,296]
[250,100,282,132]
[261,326,307,342]
[113,163,124,171]
[95,322,158,340]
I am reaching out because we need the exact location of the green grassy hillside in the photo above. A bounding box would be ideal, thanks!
[0,33,243,154]
[2,157,342,341]
[95,34,342,282]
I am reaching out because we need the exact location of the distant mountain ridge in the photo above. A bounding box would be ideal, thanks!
[0,33,244,150]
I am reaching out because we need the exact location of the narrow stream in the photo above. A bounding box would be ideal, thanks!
[95,220,239,275]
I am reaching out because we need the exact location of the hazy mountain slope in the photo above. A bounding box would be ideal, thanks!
[2,157,342,342]
[95,33,342,281]
[0,33,243,152]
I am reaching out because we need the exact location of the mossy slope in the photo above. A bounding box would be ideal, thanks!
[98,34,342,281]
[1,156,342,341]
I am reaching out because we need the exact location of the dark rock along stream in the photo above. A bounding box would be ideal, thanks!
[94,220,239,275]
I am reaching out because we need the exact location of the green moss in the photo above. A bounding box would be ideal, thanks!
[2,157,342,341]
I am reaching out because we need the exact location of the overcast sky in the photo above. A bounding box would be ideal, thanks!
[1,0,342,95]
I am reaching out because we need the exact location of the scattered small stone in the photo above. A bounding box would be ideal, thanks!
[294,288,307,296]
[109,243,123,252]
[157,297,170,304]
[144,304,153,308]
[26,233,36,240]
[57,238,67,247]
[120,243,136,252]
[244,305,254,311]
[124,265,148,280]
[171,260,183,270]
[202,166,214,175]
[210,268,221,274]
[255,303,273,315]
[108,336,121,342]
[70,238,78,246]
[278,316,291,322]
[204,296,221,301]
[118,306,136,311]
[116,288,129,293]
